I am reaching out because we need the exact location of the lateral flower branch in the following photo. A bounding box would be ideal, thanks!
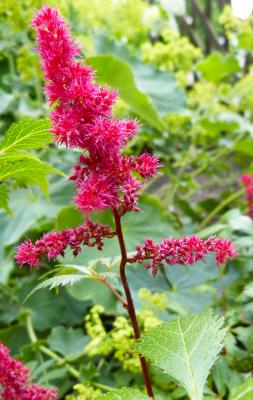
[15,6,237,398]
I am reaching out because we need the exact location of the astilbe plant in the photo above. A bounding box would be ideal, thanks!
[0,342,57,400]
[15,6,237,397]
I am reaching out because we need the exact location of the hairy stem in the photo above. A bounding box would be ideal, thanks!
[113,209,154,398]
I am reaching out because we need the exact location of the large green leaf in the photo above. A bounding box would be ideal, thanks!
[197,52,241,83]
[0,158,61,181]
[48,326,89,358]
[16,277,90,332]
[133,62,186,116]
[88,54,165,131]
[229,378,253,400]
[135,311,227,400]
[94,36,186,116]
[98,388,150,400]
[0,119,52,154]
[0,184,11,214]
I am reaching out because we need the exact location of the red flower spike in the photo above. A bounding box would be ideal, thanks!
[131,236,238,276]
[31,5,160,215]
[0,342,57,400]
[15,222,115,269]
[15,6,237,277]
[241,174,253,218]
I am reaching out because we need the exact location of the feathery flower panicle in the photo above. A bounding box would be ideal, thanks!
[131,236,237,276]
[15,221,115,269]
[15,5,237,274]
[0,342,57,400]
[240,174,253,218]
[31,5,159,216]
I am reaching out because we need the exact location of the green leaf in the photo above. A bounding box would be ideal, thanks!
[24,274,89,302]
[135,311,227,400]
[0,151,36,163]
[0,119,52,154]
[0,90,15,115]
[0,184,11,214]
[48,326,89,358]
[197,52,241,83]
[229,377,253,400]
[132,62,186,116]
[88,54,165,131]
[98,388,150,400]
[234,139,253,157]
[55,206,83,230]
[244,282,253,298]
[0,158,62,181]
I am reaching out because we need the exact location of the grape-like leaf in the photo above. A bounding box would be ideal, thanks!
[0,119,52,154]
[135,311,227,400]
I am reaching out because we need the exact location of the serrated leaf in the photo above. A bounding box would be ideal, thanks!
[0,119,52,154]
[88,54,165,132]
[135,311,227,400]
[0,151,35,163]
[0,184,11,214]
[98,388,150,400]
[0,158,62,181]
[24,274,88,302]
[229,377,253,400]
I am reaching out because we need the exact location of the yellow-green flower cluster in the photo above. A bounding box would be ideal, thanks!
[138,288,168,312]
[141,28,202,84]
[219,5,253,37]
[85,305,112,357]
[84,290,167,373]
[66,383,101,400]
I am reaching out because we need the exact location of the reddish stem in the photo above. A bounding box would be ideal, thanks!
[98,275,128,308]
[113,209,154,398]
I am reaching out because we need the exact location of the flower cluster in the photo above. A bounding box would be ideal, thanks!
[240,174,253,218]
[32,5,160,215]
[15,6,237,275]
[15,221,115,269]
[129,236,238,276]
[0,342,57,400]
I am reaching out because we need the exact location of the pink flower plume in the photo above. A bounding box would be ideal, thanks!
[0,342,57,400]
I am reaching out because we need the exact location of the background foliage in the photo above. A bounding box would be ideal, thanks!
[1,0,253,399]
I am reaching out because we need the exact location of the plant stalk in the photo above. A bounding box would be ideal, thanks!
[113,209,154,398]
[198,188,244,230]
